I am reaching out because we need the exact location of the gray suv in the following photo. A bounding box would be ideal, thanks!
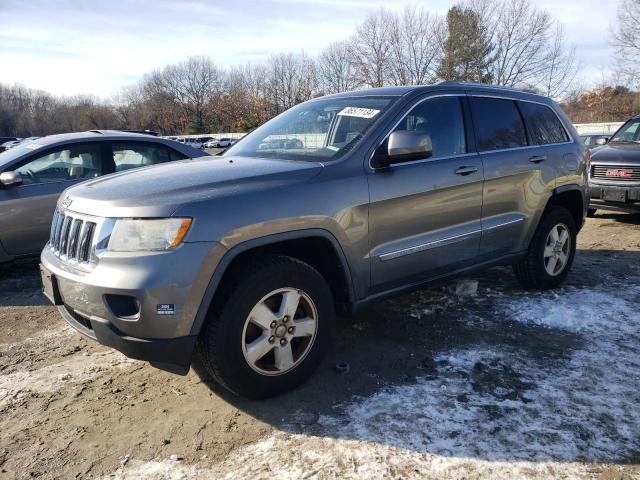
[40,83,587,398]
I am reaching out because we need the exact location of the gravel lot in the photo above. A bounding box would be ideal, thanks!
[1,213,639,479]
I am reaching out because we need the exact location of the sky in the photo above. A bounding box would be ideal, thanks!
[0,0,620,98]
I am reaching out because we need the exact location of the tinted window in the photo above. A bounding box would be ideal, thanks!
[14,143,101,185]
[111,142,171,172]
[168,148,188,161]
[392,96,466,158]
[470,97,527,151]
[519,102,568,145]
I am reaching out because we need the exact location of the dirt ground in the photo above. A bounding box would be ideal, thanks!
[1,212,639,479]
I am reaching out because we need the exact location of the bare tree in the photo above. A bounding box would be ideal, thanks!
[147,56,224,132]
[611,0,640,86]
[489,0,552,87]
[267,52,316,114]
[539,24,577,98]
[316,41,359,94]
[387,6,444,85]
[349,9,395,87]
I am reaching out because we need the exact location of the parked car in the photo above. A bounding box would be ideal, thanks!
[587,115,640,216]
[40,83,587,398]
[580,133,610,148]
[211,138,233,148]
[177,137,203,149]
[203,139,218,148]
[0,130,209,263]
[258,138,304,150]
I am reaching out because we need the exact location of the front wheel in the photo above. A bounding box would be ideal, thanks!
[197,255,334,398]
[513,206,577,290]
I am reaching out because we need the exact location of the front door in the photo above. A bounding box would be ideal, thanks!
[368,94,484,292]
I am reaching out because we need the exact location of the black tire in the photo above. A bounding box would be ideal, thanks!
[513,206,577,290]
[197,254,334,398]
[587,208,597,217]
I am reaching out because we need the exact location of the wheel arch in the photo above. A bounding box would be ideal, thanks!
[547,184,586,232]
[190,229,356,336]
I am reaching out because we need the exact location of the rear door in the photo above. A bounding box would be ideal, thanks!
[368,93,484,292]
[0,142,104,255]
[469,96,558,258]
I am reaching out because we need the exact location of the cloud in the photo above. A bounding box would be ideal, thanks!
[0,0,618,97]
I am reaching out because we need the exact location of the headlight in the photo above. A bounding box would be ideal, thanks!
[108,218,192,252]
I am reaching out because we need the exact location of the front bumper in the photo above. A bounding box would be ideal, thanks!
[588,184,640,213]
[40,240,224,373]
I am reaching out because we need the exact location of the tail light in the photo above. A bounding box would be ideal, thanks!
[584,148,591,168]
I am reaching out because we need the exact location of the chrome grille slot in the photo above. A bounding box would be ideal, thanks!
[67,219,83,259]
[591,165,640,181]
[78,222,96,262]
[53,213,65,250]
[48,210,101,266]
[59,216,72,254]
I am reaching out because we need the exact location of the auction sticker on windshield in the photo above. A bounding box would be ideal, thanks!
[337,107,380,119]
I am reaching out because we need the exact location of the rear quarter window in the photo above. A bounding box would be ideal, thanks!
[470,97,527,152]
[519,102,569,145]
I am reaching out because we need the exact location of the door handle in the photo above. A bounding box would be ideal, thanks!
[455,166,478,176]
[529,155,547,163]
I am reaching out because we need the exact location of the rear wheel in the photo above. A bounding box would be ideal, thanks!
[197,255,334,398]
[513,206,577,290]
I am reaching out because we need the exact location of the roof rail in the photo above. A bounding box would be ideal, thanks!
[437,81,537,94]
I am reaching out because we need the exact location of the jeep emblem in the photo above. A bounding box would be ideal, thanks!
[61,196,73,208]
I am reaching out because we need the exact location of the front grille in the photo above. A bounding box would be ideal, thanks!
[591,164,640,182]
[49,210,97,262]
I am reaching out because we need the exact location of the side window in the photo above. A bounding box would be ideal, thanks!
[519,102,569,145]
[111,142,171,172]
[392,96,466,158]
[470,97,527,151]
[14,143,101,185]
[168,148,188,161]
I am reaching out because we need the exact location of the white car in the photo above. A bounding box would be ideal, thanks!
[210,138,232,148]
[177,138,203,149]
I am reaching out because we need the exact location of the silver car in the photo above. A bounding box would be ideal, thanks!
[41,83,587,398]
[0,130,208,262]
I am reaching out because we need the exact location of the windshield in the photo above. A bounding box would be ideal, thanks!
[225,96,397,161]
[610,118,640,143]
[0,140,46,169]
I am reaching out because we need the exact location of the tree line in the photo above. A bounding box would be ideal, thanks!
[1,0,637,138]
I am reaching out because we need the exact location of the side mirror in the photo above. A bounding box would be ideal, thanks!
[0,171,22,187]
[371,131,433,169]
[595,137,609,146]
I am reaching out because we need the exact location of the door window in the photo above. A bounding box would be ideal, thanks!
[519,102,569,145]
[392,96,467,159]
[470,97,527,151]
[111,142,172,171]
[14,143,101,185]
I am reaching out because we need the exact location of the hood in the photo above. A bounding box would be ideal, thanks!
[591,142,640,165]
[62,156,323,218]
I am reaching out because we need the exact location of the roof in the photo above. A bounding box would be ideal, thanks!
[323,81,551,102]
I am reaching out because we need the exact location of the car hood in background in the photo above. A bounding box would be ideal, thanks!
[60,156,323,218]
[591,143,640,165]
